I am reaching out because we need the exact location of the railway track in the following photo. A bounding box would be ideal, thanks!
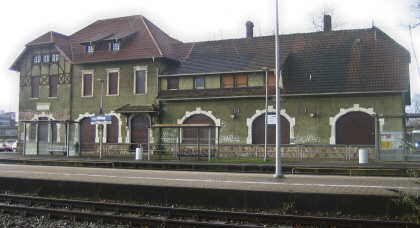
[0,194,417,228]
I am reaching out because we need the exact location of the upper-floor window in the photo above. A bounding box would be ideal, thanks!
[81,70,94,97]
[134,67,147,94]
[42,55,50,63]
[222,73,248,88]
[107,69,120,95]
[31,77,40,98]
[168,77,179,90]
[33,55,41,63]
[51,54,60,62]
[111,42,120,51]
[194,76,205,89]
[49,75,58,98]
[86,45,94,53]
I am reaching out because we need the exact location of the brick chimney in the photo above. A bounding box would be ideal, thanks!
[246,21,254,39]
[324,15,331,32]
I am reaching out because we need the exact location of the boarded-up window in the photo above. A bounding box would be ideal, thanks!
[83,74,92,96]
[222,74,234,88]
[49,75,58,97]
[267,72,276,87]
[108,72,119,95]
[135,70,146,94]
[236,74,248,87]
[168,77,179,90]
[31,77,40,98]
[182,114,215,144]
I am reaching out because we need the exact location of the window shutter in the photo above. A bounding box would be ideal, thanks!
[49,75,58,97]
[268,72,276,87]
[31,77,40,98]
[83,74,92,96]
[235,74,248,87]
[222,74,234,88]
[109,72,119,95]
[136,70,146,94]
[168,77,179,90]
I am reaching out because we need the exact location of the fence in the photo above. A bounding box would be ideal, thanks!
[77,142,375,161]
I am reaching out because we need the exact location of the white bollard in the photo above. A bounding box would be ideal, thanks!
[358,149,368,164]
[136,147,143,160]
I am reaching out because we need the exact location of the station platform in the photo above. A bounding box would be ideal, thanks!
[0,152,418,216]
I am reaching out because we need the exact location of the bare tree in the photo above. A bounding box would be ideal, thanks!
[308,4,347,31]
[409,0,420,29]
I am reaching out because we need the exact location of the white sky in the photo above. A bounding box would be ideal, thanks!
[1,0,419,120]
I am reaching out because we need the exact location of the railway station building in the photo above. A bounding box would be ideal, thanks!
[9,15,411,160]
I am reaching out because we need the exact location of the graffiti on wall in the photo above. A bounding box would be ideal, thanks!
[162,129,178,143]
[296,134,319,144]
[220,135,240,143]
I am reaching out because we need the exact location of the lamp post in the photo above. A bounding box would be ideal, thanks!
[262,67,269,161]
[97,79,104,160]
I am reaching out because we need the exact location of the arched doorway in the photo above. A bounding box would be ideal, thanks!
[183,114,215,144]
[252,114,290,144]
[336,111,375,145]
[80,117,96,151]
[131,114,150,150]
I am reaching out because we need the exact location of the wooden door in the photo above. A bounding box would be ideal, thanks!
[252,114,290,144]
[80,117,96,150]
[131,115,150,150]
[336,112,374,145]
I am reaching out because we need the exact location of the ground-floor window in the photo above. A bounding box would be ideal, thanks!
[182,114,216,144]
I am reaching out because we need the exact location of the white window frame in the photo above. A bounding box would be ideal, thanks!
[51,54,60,62]
[86,45,94,53]
[111,42,120,51]
[133,66,148,95]
[33,55,41,63]
[81,70,94,97]
[42,55,50,63]
[107,68,120,96]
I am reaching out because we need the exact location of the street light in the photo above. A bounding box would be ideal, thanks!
[262,67,269,162]
[97,79,104,159]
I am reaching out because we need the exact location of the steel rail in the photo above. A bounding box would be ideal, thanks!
[0,194,417,228]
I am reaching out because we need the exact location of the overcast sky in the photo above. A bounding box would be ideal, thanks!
[1,0,419,120]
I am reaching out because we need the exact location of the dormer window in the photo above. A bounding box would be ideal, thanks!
[111,42,120,51]
[33,55,41,63]
[86,45,94,53]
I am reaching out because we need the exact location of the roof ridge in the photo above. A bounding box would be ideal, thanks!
[140,15,163,56]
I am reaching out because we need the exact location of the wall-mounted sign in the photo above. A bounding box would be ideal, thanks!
[267,114,277,125]
[37,103,50,111]
[91,115,112,125]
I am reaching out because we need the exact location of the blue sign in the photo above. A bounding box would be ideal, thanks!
[91,115,112,124]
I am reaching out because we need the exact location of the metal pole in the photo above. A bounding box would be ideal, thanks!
[97,79,104,160]
[274,0,284,178]
[208,127,211,161]
[263,67,268,161]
